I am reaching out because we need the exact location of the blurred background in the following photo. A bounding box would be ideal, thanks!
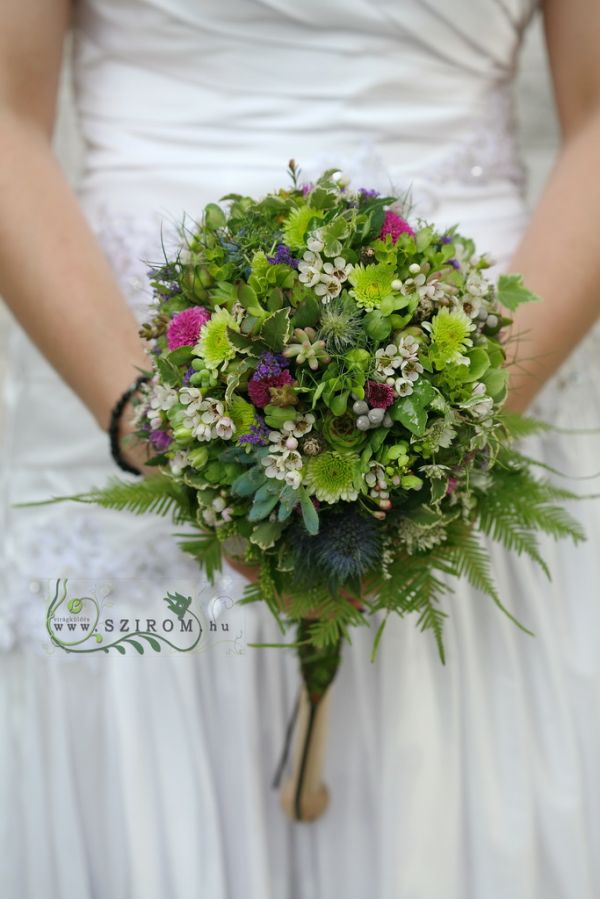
[0,14,560,422]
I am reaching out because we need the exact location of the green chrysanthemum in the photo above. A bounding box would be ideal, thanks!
[250,250,270,281]
[304,451,362,503]
[195,307,238,370]
[282,205,325,250]
[228,395,257,438]
[348,263,396,310]
[426,307,474,369]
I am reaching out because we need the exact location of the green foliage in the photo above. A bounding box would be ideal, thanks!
[174,531,223,581]
[497,273,541,311]
[63,476,195,523]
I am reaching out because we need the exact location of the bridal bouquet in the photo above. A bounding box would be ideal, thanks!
[69,162,584,817]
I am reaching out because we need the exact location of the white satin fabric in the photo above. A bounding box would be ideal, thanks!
[3,1,600,897]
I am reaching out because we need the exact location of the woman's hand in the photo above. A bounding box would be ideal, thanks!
[0,0,148,435]
[505,0,600,413]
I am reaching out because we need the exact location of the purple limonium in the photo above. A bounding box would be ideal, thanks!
[183,365,195,385]
[358,188,380,200]
[238,417,270,446]
[440,234,453,245]
[302,182,314,195]
[150,429,173,452]
[448,258,461,270]
[253,351,289,380]
[267,244,299,269]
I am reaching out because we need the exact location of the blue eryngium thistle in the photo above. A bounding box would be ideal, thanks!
[293,507,383,585]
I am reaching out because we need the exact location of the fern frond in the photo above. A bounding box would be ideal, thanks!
[497,411,554,439]
[435,522,534,637]
[482,467,586,547]
[415,602,448,664]
[56,476,195,522]
[175,530,223,581]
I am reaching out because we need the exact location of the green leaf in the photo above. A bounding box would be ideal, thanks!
[231,466,267,497]
[260,308,291,352]
[238,283,264,317]
[166,346,194,366]
[415,226,434,252]
[248,492,280,522]
[204,203,227,230]
[298,486,319,535]
[226,327,254,351]
[156,356,181,388]
[463,347,490,382]
[250,520,285,549]
[482,367,508,399]
[292,294,321,329]
[497,273,541,311]
[363,310,392,341]
[127,638,145,655]
[390,395,428,436]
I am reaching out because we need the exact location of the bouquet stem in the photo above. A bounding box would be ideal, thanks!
[280,685,332,821]
[279,620,342,822]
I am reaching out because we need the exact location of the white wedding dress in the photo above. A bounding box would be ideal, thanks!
[2,1,600,897]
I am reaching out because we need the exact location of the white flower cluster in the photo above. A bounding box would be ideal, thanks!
[374,334,423,397]
[298,232,353,303]
[459,382,494,419]
[201,491,234,528]
[147,382,178,430]
[179,387,236,442]
[260,413,315,490]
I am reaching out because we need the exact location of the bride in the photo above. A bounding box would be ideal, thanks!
[2,0,600,896]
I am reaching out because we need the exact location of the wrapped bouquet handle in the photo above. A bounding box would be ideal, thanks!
[280,685,333,821]
[277,620,341,822]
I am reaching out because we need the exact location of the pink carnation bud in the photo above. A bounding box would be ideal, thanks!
[379,210,415,244]
[166,306,211,350]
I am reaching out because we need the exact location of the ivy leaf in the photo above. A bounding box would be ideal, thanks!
[226,327,254,351]
[250,520,285,550]
[497,274,541,311]
[156,356,181,388]
[390,378,436,436]
[260,308,291,352]
[390,396,428,436]
[166,346,194,366]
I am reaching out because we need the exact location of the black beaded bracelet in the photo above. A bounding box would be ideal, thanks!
[108,373,151,476]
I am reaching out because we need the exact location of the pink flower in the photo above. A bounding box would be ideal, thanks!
[379,210,415,244]
[365,380,395,409]
[247,370,294,408]
[166,306,211,350]
[446,476,459,496]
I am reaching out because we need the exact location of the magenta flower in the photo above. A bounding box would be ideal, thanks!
[247,370,294,408]
[166,306,211,350]
[379,210,415,244]
[365,380,395,409]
